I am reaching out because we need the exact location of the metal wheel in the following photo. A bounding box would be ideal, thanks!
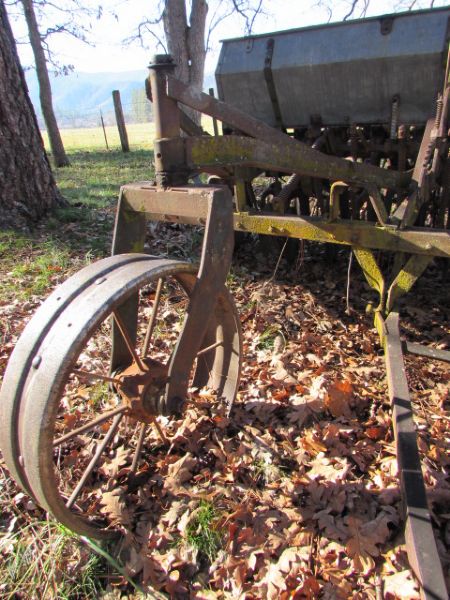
[0,255,241,538]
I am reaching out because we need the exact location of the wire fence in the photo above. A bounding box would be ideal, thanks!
[41,99,216,152]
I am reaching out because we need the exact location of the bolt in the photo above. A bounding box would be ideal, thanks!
[268,225,276,233]
[424,243,432,250]
[32,356,42,369]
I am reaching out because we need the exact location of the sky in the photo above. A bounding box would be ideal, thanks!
[8,0,449,75]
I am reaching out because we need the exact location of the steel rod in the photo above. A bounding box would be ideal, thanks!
[66,413,123,509]
[142,278,163,356]
[197,340,223,356]
[131,422,147,473]
[113,310,147,372]
[150,416,168,445]
[54,405,127,447]
[73,369,122,386]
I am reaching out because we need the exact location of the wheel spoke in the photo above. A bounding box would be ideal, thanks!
[150,416,168,445]
[73,369,122,386]
[197,340,223,357]
[131,423,147,473]
[53,405,128,447]
[113,310,146,372]
[66,413,123,509]
[142,278,163,356]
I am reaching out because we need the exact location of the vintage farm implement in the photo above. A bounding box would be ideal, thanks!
[1,7,449,599]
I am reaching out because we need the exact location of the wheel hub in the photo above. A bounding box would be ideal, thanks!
[117,358,169,420]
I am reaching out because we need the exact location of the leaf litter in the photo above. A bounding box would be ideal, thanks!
[0,225,449,599]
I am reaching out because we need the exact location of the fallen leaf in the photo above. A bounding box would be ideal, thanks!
[325,379,353,417]
[383,570,420,599]
[164,453,197,492]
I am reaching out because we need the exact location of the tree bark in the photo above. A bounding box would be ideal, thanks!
[162,0,208,125]
[21,0,69,167]
[0,0,62,229]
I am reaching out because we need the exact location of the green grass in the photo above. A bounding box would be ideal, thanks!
[256,324,281,350]
[89,381,110,409]
[0,147,157,303]
[0,137,162,598]
[0,232,72,300]
[42,122,156,152]
[41,117,216,154]
[55,149,154,207]
[185,501,223,563]
[0,520,106,599]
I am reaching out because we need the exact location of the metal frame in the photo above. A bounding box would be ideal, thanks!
[109,53,450,599]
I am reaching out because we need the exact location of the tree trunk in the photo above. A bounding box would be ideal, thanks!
[21,0,69,167]
[163,0,208,125]
[0,0,62,229]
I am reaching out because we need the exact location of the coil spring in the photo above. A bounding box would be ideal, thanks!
[422,94,444,169]
[390,97,399,139]
[434,93,443,131]
[272,173,302,212]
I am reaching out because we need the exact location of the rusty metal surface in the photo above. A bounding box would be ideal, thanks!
[159,134,410,190]
[403,341,450,363]
[165,185,235,412]
[383,312,448,600]
[216,7,449,127]
[120,183,450,258]
[0,255,241,538]
[0,254,153,502]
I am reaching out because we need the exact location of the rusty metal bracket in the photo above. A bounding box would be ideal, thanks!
[403,340,450,363]
[366,184,389,226]
[328,181,348,221]
[110,184,235,389]
[386,254,433,313]
[382,312,448,600]
[163,185,234,412]
[165,76,411,190]
[263,38,283,129]
[352,247,386,314]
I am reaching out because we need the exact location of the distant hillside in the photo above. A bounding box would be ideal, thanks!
[25,69,216,129]
[25,69,149,128]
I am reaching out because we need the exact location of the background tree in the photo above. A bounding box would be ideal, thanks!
[8,0,101,167]
[20,0,69,166]
[129,0,264,124]
[0,0,62,229]
[314,0,443,21]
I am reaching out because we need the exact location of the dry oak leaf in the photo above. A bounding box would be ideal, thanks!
[383,569,420,599]
[164,452,197,492]
[325,378,353,417]
[344,512,395,575]
[101,445,131,477]
[100,489,132,527]
[308,455,351,483]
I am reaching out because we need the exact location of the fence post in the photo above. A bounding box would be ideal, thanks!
[100,110,109,150]
[112,90,129,152]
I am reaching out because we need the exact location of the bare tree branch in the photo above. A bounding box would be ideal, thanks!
[343,0,359,20]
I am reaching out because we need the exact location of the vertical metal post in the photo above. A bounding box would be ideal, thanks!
[112,90,130,153]
[208,88,219,136]
[148,54,186,186]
